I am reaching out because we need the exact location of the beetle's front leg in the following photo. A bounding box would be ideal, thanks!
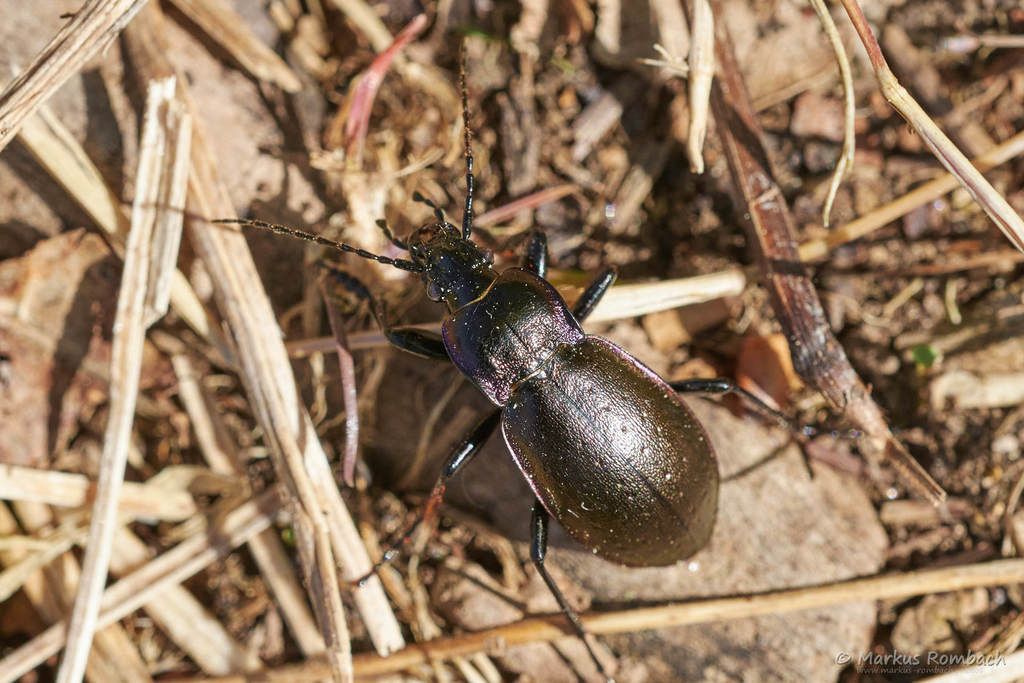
[573,267,617,322]
[523,230,548,277]
[318,261,449,360]
[531,502,615,683]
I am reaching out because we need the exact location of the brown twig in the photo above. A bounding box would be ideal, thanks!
[317,281,361,488]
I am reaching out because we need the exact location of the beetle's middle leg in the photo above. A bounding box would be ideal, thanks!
[521,230,617,323]
[531,502,615,683]
[318,261,449,361]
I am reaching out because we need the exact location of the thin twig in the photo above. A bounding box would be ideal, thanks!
[0,0,148,154]
[839,0,1024,252]
[176,558,1024,680]
[808,0,855,226]
[799,128,1024,261]
[0,464,197,520]
[0,491,280,681]
[474,184,579,227]
[168,0,302,92]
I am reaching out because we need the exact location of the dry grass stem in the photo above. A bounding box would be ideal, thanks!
[168,0,301,92]
[284,268,747,357]
[326,0,393,53]
[58,76,183,683]
[110,530,261,674]
[808,0,855,226]
[134,81,192,327]
[799,128,1024,260]
[171,354,326,655]
[0,504,148,682]
[16,108,125,239]
[585,268,745,323]
[16,104,214,344]
[181,558,1024,680]
[0,464,197,520]
[185,120,364,679]
[0,491,279,681]
[0,520,83,603]
[119,3,403,663]
[839,0,1024,252]
[686,0,713,174]
[0,0,148,154]
[930,371,1024,411]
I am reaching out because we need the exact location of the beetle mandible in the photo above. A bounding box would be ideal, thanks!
[218,53,775,682]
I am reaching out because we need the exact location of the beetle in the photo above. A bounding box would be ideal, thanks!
[217,62,774,682]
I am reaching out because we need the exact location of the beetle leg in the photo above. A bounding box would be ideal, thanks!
[318,262,450,360]
[670,378,793,431]
[523,230,548,277]
[531,502,616,683]
[572,267,617,322]
[354,409,501,584]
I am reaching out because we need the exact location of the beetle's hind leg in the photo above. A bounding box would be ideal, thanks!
[355,409,501,581]
[318,262,449,361]
[670,378,793,431]
[531,502,616,682]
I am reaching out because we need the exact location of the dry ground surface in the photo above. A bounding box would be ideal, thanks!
[2,0,1024,681]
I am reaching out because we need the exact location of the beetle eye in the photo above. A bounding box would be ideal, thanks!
[426,281,443,301]
[482,249,494,264]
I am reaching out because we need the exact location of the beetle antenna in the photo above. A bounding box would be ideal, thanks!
[213,218,422,272]
[375,218,408,250]
[459,42,474,241]
[411,191,449,225]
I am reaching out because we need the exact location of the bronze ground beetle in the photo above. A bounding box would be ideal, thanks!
[219,63,780,682]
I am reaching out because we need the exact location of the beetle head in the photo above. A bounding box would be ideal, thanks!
[407,221,496,309]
